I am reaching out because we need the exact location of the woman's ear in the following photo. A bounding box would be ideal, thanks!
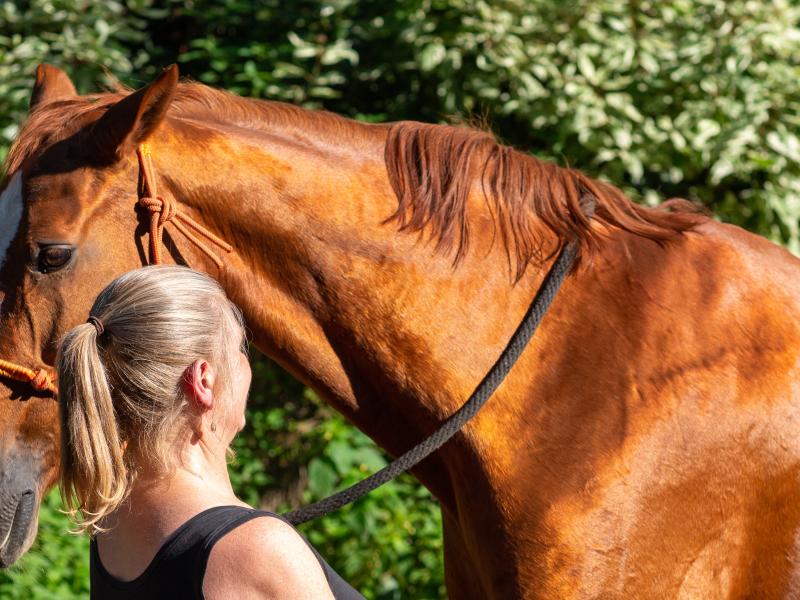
[183,359,216,412]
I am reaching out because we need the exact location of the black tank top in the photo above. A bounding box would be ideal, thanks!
[90,505,365,599]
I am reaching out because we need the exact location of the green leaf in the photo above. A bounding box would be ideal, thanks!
[308,458,339,497]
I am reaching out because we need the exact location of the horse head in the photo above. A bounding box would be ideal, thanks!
[0,64,182,565]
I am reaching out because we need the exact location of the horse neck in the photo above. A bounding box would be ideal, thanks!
[155,116,549,503]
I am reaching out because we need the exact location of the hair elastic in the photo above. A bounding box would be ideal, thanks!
[87,316,105,336]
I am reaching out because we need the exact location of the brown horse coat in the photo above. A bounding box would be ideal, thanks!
[1,65,800,598]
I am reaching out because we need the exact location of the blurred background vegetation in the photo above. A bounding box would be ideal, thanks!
[0,0,798,598]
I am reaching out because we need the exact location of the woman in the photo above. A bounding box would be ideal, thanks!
[57,265,365,599]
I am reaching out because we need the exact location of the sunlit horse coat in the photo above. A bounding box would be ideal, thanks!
[1,64,799,598]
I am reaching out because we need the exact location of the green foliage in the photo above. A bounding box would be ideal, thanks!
[147,0,361,106]
[297,422,443,599]
[0,0,798,598]
[0,0,166,164]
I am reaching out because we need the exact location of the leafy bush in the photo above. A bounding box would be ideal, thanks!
[0,0,165,163]
[1,1,798,598]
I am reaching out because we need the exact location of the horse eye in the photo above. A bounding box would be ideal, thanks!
[37,245,73,273]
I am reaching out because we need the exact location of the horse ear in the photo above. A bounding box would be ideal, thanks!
[29,64,77,110]
[90,64,179,162]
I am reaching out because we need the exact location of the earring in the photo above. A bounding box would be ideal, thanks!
[210,422,217,432]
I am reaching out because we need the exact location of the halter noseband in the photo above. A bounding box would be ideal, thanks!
[0,360,57,395]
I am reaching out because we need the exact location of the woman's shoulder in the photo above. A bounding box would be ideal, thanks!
[202,512,335,600]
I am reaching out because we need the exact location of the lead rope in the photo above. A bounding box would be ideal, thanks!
[0,144,235,397]
[283,197,595,525]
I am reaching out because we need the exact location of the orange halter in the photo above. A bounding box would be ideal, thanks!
[0,359,57,395]
[0,144,234,397]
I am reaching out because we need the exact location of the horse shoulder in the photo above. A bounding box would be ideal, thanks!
[508,221,800,598]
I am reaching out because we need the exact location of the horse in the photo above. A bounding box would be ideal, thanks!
[2,63,800,599]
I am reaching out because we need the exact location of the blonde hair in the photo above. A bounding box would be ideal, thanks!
[57,265,245,535]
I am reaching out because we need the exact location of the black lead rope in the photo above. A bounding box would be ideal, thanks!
[283,238,581,526]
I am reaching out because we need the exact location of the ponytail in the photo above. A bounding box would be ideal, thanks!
[58,321,127,534]
[56,265,246,536]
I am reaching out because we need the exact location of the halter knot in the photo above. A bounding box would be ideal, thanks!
[139,194,177,227]
[0,359,58,395]
[30,369,53,392]
[136,145,232,269]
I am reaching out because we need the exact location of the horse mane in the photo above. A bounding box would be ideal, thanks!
[4,82,706,281]
[384,122,707,279]
[170,84,363,142]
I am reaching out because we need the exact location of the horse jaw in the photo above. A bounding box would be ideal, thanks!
[0,384,59,567]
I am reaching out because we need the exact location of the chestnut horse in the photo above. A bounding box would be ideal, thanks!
[2,64,800,599]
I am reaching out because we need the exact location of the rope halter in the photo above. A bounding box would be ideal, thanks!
[0,144,235,398]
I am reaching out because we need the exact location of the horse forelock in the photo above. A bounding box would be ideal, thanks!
[2,95,115,181]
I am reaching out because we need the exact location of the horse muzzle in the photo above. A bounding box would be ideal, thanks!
[0,477,39,567]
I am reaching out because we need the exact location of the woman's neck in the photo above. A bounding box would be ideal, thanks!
[129,436,242,515]
[96,447,247,581]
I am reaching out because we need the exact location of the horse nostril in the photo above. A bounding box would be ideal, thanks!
[15,491,35,525]
[0,490,34,555]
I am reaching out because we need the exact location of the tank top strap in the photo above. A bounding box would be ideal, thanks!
[185,505,267,597]
[90,505,365,600]
[175,505,365,599]
[250,509,365,599]
[198,506,364,599]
